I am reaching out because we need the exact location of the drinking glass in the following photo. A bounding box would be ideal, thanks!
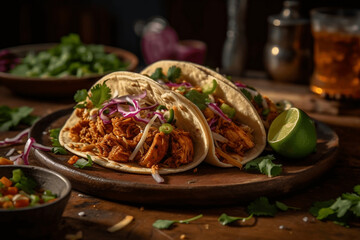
[310,8,360,99]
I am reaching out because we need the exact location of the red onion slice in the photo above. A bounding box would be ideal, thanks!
[208,103,231,122]
[22,137,35,165]
[0,128,30,146]
[32,142,52,151]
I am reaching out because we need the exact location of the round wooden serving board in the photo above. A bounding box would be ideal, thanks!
[30,108,339,206]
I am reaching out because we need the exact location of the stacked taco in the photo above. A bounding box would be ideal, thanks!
[141,60,266,168]
[191,63,280,130]
[59,72,209,178]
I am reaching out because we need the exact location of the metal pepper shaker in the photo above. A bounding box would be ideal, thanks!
[264,0,312,84]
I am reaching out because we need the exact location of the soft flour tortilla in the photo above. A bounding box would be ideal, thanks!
[140,60,266,167]
[59,71,209,174]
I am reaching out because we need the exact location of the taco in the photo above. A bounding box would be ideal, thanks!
[191,64,280,130]
[59,71,209,178]
[141,60,266,168]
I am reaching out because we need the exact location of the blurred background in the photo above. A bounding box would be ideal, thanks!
[1,0,359,75]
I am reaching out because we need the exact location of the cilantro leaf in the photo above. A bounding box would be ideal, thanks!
[74,89,88,103]
[247,197,278,217]
[240,88,252,101]
[244,155,282,177]
[309,200,335,217]
[152,214,203,229]
[350,202,360,217]
[0,105,38,131]
[167,66,181,82]
[354,185,360,195]
[184,90,211,111]
[152,219,175,229]
[317,208,335,220]
[150,67,166,81]
[89,81,111,108]
[218,213,253,225]
[253,94,263,106]
[73,155,93,169]
[275,201,301,211]
[330,197,352,218]
[49,128,67,154]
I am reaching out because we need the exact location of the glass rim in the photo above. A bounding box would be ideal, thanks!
[311,7,360,19]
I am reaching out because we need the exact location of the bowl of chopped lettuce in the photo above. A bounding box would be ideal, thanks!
[0,165,71,238]
[0,34,138,98]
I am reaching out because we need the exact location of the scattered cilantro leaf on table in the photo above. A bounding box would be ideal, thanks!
[152,214,203,229]
[218,213,253,225]
[247,197,278,217]
[244,155,282,177]
[275,201,301,211]
[0,105,39,131]
[309,185,360,227]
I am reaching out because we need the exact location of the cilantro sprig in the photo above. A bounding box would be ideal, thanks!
[149,66,182,83]
[74,81,112,109]
[244,155,282,177]
[0,105,39,131]
[309,185,360,227]
[152,214,203,229]
[49,128,67,155]
[247,197,300,217]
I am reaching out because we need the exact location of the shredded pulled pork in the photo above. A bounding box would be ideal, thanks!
[67,113,194,168]
[252,97,279,129]
[212,117,254,164]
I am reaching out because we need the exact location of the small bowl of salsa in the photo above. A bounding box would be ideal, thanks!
[0,165,71,239]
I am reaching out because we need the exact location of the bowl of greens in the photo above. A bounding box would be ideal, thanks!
[0,34,138,98]
[0,165,71,239]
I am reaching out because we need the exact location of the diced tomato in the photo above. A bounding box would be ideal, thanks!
[0,176,12,187]
[0,157,13,165]
[2,201,13,209]
[68,155,79,165]
[46,198,57,203]
[5,186,18,195]
[14,198,30,208]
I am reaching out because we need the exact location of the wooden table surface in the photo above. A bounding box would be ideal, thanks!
[1,78,360,240]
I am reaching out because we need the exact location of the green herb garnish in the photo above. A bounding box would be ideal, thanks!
[10,33,128,78]
[49,128,67,155]
[73,155,93,169]
[218,213,253,225]
[152,214,203,229]
[150,67,166,81]
[309,185,360,227]
[275,201,301,211]
[184,90,211,111]
[89,81,112,108]
[167,66,181,82]
[244,155,282,177]
[247,197,278,217]
[0,105,39,131]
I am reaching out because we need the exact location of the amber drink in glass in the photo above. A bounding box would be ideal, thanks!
[310,8,360,99]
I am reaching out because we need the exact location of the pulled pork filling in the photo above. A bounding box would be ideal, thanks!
[68,109,194,168]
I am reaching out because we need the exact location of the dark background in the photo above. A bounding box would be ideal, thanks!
[1,0,359,72]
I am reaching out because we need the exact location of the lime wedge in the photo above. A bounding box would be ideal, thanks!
[268,108,317,159]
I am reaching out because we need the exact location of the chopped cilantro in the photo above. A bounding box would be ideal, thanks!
[150,67,166,81]
[240,88,252,101]
[275,201,301,211]
[49,128,67,155]
[73,155,93,169]
[0,105,39,131]
[184,90,211,111]
[244,155,282,177]
[167,66,181,82]
[254,94,263,106]
[89,81,112,108]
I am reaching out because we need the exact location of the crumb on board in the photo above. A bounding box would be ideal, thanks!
[180,234,187,239]
[193,168,198,173]
[107,215,134,233]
